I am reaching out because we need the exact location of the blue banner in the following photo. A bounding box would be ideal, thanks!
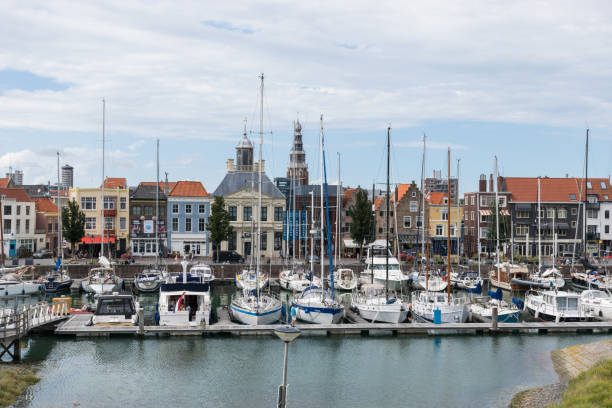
[283,210,307,241]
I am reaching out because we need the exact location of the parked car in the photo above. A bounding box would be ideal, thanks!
[33,248,54,259]
[218,250,244,263]
[398,252,415,262]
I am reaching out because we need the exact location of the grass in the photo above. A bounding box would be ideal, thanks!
[0,365,40,407]
[553,359,612,408]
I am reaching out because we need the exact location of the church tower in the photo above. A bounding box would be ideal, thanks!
[287,120,309,185]
[235,126,254,172]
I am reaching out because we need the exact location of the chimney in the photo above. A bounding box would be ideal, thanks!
[489,174,493,192]
[479,174,486,192]
[226,159,235,173]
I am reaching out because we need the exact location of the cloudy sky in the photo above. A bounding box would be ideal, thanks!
[1,1,612,194]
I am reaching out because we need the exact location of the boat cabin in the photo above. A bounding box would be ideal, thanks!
[92,294,139,326]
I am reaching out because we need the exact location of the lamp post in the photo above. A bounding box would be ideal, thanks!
[274,326,301,408]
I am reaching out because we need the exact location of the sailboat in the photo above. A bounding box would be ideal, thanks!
[469,156,520,323]
[411,148,468,323]
[134,140,167,293]
[42,152,73,293]
[82,99,123,295]
[230,74,282,325]
[291,115,345,324]
[351,127,408,323]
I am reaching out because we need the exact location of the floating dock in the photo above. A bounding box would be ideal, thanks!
[54,314,612,337]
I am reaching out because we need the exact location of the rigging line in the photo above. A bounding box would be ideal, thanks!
[374,132,387,187]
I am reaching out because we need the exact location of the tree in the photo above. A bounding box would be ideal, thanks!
[206,196,233,262]
[348,188,373,257]
[62,199,85,257]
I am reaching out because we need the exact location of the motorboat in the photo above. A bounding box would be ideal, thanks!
[329,268,358,291]
[350,283,408,323]
[468,288,521,323]
[279,268,320,292]
[90,293,139,326]
[42,270,73,293]
[157,261,212,326]
[0,269,42,297]
[292,286,344,324]
[579,290,612,321]
[359,244,409,290]
[524,290,590,322]
[235,268,267,291]
[410,269,448,292]
[81,256,123,295]
[450,269,482,290]
[410,291,469,323]
[189,263,215,283]
[134,267,166,293]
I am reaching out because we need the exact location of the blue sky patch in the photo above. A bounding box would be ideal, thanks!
[0,69,69,94]
[201,20,254,34]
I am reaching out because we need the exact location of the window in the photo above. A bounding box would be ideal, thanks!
[104,217,114,230]
[229,231,237,251]
[378,228,383,233]
[538,209,545,219]
[587,181,592,189]
[120,197,126,210]
[480,214,490,223]
[15,220,20,234]
[16,205,21,216]
[605,195,610,200]
[120,217,126,230]
[410,201,418,212]
[185,218,192,232]
[260,231,267,251]
[471,211,475,221]
[132,206,141,216]
[471,196,475,206]
[82,217,96,230]
[558,229,567,237]
[243,206,252,221]
[416,216,423,227]
[229,206,237,221]
[48,223,53,232]
[558,208,567,219]
[172,218,178,232]
[435,224,443,236]
[587,209,598,219]
[172,204,179,214]
[25,205,30,216]
[606,210,610,219]
[198,218,206,232]
[516,225,529,235]
[411,191,417,198]
[379,211,383,217]
[441,210,448,221]
[569,194,577,201]
[606,225,610,234]
[516,211,530,218]
[450,225,456,237]
[261,206,267,221]
[601,181,607,189]
[144,206,153,216]
[571,220,577,228]
[546,208,555,218]
[103,197,115,210]
[403,216,411,228]
[571,208,577,215]
[199,204,206,214]
[274,232,282,250]
[274,207,283,221]
[25,219,29,234]
[3,219,10,234]
[480,227,489,237]
[81,197,96,210]
[587,195,598,203]
[3,205,10,215]
[185,204,192,214]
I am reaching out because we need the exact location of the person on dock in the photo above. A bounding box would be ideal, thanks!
[290,305,297,327]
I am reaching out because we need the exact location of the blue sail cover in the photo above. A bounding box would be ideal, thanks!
[488,287,503,300]
[466,281,482,294]
[512,297,524,310]
[53,257,61,271]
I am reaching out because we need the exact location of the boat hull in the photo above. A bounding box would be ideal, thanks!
[134,280,161,293]
[82,280,123,294]
[231,302,282,325]
[43,279,73,293]
[355,304,408,323]
[0,282,42,297]
[411,304,469,323]
[291,301,344,324]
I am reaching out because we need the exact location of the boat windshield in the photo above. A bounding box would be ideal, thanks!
[96,298,134,315]
[371,264,400,271]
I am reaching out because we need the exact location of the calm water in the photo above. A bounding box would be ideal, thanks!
[12,333,609,407]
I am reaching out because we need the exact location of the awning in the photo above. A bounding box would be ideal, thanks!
[81,236,116,244]
[343,239,360,248]
[557,223,570,230]
[479,209,491,215]
[500,209,510,216]
[516,203,531,211]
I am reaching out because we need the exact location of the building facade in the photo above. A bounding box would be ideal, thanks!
[425,170,459,203]
[130,183,168,257]
[166,181,210,257]
[426,192,463,258]
[61,164,74,188]
[34,197,59,253]
[1,188,45,256]
[286,120,309,186]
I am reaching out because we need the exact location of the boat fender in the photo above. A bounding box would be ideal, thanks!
[22,289,25,295]
[600,310,603,318]
[154,311,160,325]
[408,303,412,310]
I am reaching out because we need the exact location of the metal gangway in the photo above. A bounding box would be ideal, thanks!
[0,301,70,361]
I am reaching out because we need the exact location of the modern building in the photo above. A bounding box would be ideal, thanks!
[5,169,24,186]
[61,164,74,188]
[0,188,45,256]
[425,192,463,258]
[68,177,130,256]
[213,130,285,260]
[130,182,169,257]
[167,181,210,257]
[34,197,59,253]
[425,170,458,203]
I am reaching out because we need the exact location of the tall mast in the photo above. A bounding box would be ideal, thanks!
[101,98,105,259]
[57,152,62,262]
[310,191,314,274]
[156,139,159,265]
[456,159,460,263]
[583,129,589,258]
[421,134,426,263]
[538,177,541,271]
[447,148,451,303]
[371,182,375,284]
[385,126,390,301]
[256,73,264,304]
[495,156,501,285]
[292,135,296,264]
[319,115,325,300]
[336,153,341,268]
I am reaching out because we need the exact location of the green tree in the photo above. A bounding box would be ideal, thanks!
[62,199,85,257]
[486,201,511,253]
[206,196,233,262]
[348,188,373,257]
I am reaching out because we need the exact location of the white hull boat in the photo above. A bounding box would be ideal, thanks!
[525,290,589,322]
[236,269,267,290]
[279,269,321,292]
[410,271,448,292]
[231,294,282,325]
[580,290,612,321]
[360,245,409,290]
[329,268,358,291]
[351,284,408,323]
[91,294,139,326]
[291,286,344,324]
[411,291,469,323]
[0,279,42,296]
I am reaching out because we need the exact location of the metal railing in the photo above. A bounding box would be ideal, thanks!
[0,302,69,340]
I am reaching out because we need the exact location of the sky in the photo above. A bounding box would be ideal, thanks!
[1,1,612,196]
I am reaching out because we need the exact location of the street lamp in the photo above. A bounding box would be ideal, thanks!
[274,326,301,408]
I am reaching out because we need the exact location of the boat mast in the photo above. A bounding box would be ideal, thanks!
[292,135,296,265]
[310,190,314,274]
[456,158,460,265]
[386,126,390,301]
[538,177,541,272]
[477,184,481,281]
[57,152,62,263]
[249,121,255,270]
[256,73,264,304]
[447,148,451,303]
[371,182,375,285]
[421,134,426,266]
[156,138,159,265]
[336,153,340,268]
[495,156,501,286]
[583,129,589,259]
[319,114,325,301]
[101,98,105,259]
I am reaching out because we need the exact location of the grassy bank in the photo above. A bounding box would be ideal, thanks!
[0,366,40,407]
[553,359,612,408]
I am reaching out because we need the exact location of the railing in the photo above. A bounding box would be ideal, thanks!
[0,302,69,340]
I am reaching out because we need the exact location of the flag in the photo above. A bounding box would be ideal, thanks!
[53,257,61,271]
[175,292,186,312]
[175,254,178,261]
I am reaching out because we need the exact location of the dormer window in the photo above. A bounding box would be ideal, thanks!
[443,198,448,204]
[587,181,592,189]
[601,181,607,190]
[569,194,576,201]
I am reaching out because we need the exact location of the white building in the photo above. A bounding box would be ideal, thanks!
[1,187,45,256]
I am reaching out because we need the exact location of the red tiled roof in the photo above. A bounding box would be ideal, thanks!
[0,178,11,188]
[425,191,451,205]
[169,181,209,197]
[102,177,127,189]
[34,197,58,213]
[502,177,611,202]
[342,188,358,207]
[374,197,384,210]
[140,181,177,191]
[393,183,418,202]
[0,188,32,202]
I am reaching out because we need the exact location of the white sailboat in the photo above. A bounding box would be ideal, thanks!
[351,127,408,323]
[292,115,344,324]
[230,73,281,325]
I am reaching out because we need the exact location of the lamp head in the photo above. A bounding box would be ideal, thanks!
[274,326,301,343]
